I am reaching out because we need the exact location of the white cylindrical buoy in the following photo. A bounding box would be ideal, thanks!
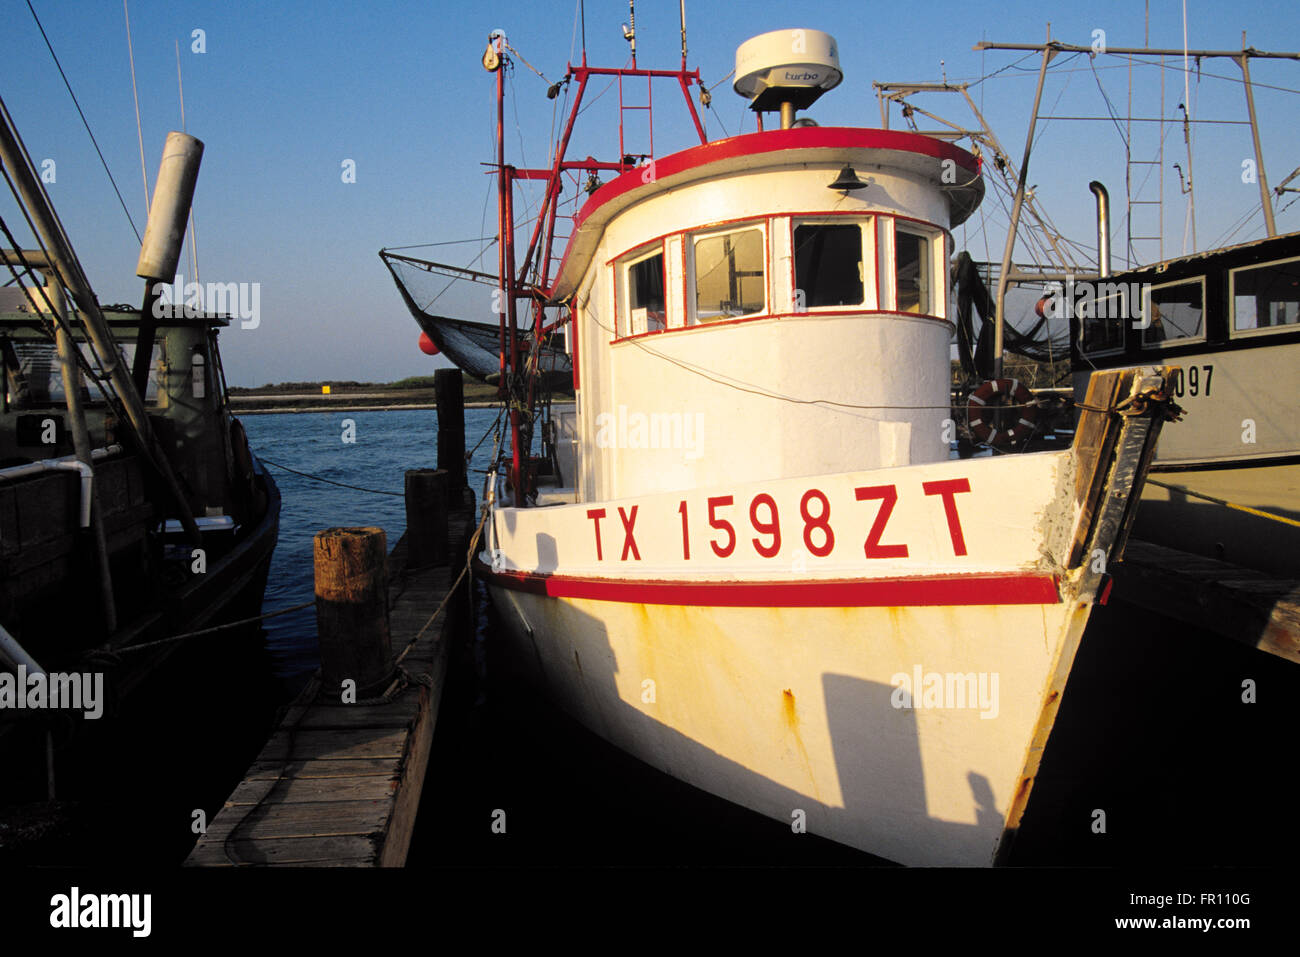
[136,131,204,282]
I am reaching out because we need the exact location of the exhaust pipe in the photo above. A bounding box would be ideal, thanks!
[1089,180,1110,278]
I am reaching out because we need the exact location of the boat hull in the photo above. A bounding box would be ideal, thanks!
[486,580,1086,866]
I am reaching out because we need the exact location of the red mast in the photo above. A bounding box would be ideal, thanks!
[489,18,709,506]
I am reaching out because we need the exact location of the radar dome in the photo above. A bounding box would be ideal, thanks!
[733,29,842,112]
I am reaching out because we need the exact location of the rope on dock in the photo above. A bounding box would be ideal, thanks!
[259,457,405,497]
[1145,478,1300,529]
[218,505,487,864]
[392,508,489,668]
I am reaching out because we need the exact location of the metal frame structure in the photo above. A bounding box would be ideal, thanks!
[879,37,1300,377]
[485,17,708,500]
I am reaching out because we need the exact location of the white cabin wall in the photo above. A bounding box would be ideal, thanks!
[573,159,957,500]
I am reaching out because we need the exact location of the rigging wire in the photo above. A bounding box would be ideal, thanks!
[24,0,142,244]
[1089,55,1131,151]
[122,0,150,215]
[383,237,497,251]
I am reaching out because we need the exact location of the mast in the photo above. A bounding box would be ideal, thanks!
[990,39,1056,380]
[488,32,525,499]
[479,21,708,505]
[1239,47,1277,237]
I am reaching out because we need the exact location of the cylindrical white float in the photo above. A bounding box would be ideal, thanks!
[136,131,204,282]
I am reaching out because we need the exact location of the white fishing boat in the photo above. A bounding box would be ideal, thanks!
[395,19,1181,866]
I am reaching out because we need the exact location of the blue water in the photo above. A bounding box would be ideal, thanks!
[240,405,502,682]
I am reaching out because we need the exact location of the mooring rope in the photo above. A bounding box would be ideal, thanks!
[259,458,404,497]
[1145,478,1300,530]
[103,600,316,657]
[393,507,489,666]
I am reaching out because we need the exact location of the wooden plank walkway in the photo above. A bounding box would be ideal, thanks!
[185,489,475,867]
[1112,539,1300,664]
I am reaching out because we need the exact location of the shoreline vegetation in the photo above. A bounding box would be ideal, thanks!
[229,357,1069,415]
[228,374,506,414]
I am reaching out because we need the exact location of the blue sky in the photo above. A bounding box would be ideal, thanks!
[3,0,1299,386]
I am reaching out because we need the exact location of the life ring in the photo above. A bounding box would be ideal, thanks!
[966,378,1038,447]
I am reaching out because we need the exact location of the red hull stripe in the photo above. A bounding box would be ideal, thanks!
[479,564,1060,608]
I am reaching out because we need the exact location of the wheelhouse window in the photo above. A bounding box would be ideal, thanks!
[623,248,665,335]
[1232,257,1300,332]
[1073,281,1130,355]
[794,222,864,308]
[693,227,764,321]
[3,339,163,407]
[895,228,931,314]
[1142,278,1204,345]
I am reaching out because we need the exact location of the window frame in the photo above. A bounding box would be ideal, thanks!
[1140,276,1207,349]
[790,216,875,313]
[616,242,668,338]
[688,222,768,325]
[1229,254,1300,339]
[892,221,942,318]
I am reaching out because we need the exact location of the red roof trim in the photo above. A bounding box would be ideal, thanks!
[574,127,981,232]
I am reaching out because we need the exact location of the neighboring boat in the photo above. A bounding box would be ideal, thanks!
[1070,228,1300,578]
[416,21,1180,866]
[0,101,280,813]
[380,250,574,391]
[884,36,1300,581]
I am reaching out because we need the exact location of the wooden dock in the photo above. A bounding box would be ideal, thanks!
[185,488,475,867]
[1112,539,1300,664]
[187,368,478,867]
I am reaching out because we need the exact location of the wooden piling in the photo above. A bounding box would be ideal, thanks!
[313,527,393,700]
[435,368,466,488]
[405,469,449,568]
[186,489,475,867]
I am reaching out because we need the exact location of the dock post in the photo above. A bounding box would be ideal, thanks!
[434,368,466,488]
[405,469,449,568]
[314,527,394,701]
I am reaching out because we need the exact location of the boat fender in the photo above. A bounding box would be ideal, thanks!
[966,378,1038,447]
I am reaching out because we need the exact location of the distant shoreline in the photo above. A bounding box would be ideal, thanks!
[233,400,502,415]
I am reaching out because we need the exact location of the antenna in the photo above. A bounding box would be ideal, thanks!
[680,0,688,68]
[623,1,636,67]
[176,38,199,284]
[123,0,149,212]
